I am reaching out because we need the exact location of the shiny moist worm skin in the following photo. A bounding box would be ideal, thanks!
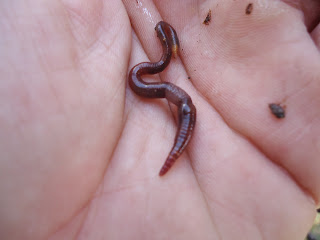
[128,21,196,176]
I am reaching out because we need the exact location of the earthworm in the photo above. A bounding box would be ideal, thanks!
[128,21,196,176]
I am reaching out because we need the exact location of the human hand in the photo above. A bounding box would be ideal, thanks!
[0,1,319,239]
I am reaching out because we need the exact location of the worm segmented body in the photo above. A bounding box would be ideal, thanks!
[128,21,196,176]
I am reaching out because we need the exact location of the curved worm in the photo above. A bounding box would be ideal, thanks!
[128,21,196,176]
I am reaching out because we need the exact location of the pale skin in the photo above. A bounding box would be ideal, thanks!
[0,0,319,239]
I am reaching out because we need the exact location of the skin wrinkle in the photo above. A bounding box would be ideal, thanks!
[38,49,78,146]
[34,17,75,116]
[62,0,104,49]
[65,10,100,60]
[30,13,84,127]
[192,174,223,240]
[72,203,95,240]
[90,97,127,187]
[70,27,127,145]
[64,1,126,67]
[207,193,261,239]
[114,107,151,175]
[100,27,122,55]
[36,11,78,72]
[14,77,33,141]
[287,71,320,102]
[192,122,270,240]
[107,77,125,106]
[68,113,131,239]
[49,202,89,239]
[87,119,130,208]
[64,10,94,59]
[96,177,154,202]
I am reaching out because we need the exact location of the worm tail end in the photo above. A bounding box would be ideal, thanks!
[159,154,178,176]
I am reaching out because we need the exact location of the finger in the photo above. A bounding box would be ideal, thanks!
[282,0,320,32]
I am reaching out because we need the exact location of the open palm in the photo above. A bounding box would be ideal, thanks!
[1,1,319,239]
